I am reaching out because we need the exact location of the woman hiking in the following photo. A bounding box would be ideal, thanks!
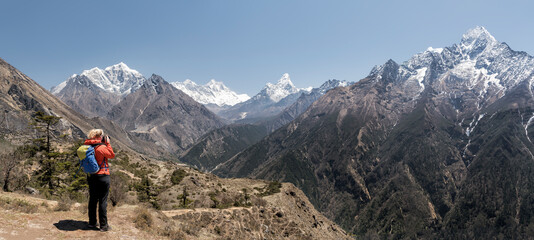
[85,129,115,231]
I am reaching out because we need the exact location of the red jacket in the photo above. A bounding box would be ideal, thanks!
[84,138,115,175]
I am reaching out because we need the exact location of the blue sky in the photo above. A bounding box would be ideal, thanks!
[1,0,533,96]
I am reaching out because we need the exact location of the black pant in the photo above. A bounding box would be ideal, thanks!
[88,174,110,227]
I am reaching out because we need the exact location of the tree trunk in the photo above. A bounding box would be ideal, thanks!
[3,169,10,192]
[46,124,50,155]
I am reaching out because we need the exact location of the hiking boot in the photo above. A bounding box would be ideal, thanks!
[87,223,98,230]
[100,225,111,232]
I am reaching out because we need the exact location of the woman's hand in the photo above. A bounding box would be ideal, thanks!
[103,136,110,144]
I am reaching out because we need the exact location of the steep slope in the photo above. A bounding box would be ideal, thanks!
[52,62,146,118]
[214,27,534,238]
[108,74,225,153]
[0,57,90,139]
[179,124,269,172]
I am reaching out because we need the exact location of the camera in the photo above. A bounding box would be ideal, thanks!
[102,135,110,143]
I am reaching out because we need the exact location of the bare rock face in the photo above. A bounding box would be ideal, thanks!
[108,74,225,153]
[53,75,121,118]
[214,27,534,238]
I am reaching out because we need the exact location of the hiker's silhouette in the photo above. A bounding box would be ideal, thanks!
[54,220,99,231]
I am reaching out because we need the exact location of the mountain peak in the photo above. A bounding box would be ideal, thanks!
[183,79,196,85]
[148,74,164,83]
[267,73,295,88]
[278,73,291,84]
[207,79,225,88]
[105,62,130,71]
[52,63,146,96]
[259,73,300,102]
[461,26,498,51]
[462,26,494,40]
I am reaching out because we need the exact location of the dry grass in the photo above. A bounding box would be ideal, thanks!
[0,195,39,213]
[54,197,73,211]
[133,207,153,231]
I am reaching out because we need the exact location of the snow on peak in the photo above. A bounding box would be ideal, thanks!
[279,73,291,84]
[260,73,302,102]
[52,62,146,96]
[171,79,250,106]
[426,47,443,54]
[315,79,353,94]
[460,26,498,53]
[207,79,226,91]
[462,26,495,43]
[183,79,196,85]
[104,62,134,72]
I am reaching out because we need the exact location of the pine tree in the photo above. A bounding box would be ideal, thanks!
[31,111,61,156]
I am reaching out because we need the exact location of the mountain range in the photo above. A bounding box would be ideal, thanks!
[51,64,227,153]
[216,73,313,123]
[179,79,352,172]
[50,65,339,154]
[171,79,250,108]
[51,63,145,118]
[213,26,534,238]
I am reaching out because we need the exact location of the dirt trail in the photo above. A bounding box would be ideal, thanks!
[0,193,164,240]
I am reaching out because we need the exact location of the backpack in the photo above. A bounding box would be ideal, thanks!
[76,143,106,174]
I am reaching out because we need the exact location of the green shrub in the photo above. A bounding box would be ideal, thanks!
[257,181,282,197]
[171,169,187,185]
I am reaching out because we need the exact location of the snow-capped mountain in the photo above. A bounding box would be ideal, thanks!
[171,79,250,107]
[50,62,146,117]
[368,26,534,110]
[51,62,145,96]
[315,79,353,95]
[217,73,313,122]
[253,73,310,102]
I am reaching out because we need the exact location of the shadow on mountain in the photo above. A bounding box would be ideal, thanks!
[54,220,98,231]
